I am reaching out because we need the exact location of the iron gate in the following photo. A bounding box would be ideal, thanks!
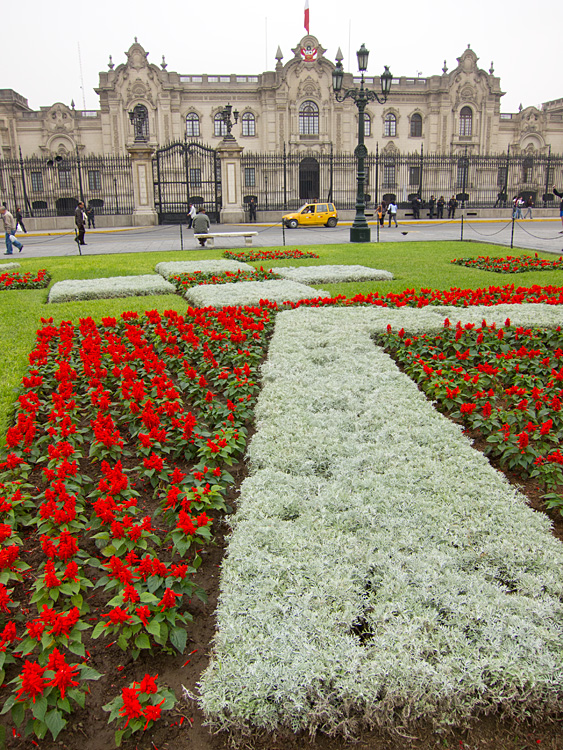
[153,141,221,224]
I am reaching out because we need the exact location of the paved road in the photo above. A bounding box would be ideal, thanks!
[7,217,563,259]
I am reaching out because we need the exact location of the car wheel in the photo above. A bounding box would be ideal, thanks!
[326,217,337,228]
[288,219,298,229]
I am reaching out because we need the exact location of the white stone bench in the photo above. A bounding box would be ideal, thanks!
[194,231,258,248]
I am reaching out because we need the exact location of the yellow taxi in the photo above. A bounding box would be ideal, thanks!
[282,202,338,228]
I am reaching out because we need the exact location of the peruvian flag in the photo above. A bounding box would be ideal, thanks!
[304,0,310,34]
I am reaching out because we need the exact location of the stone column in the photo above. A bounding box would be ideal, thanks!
[127,142,158,226]
[216,139,245,224]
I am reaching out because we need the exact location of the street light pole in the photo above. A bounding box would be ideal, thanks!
[332,44,392,243]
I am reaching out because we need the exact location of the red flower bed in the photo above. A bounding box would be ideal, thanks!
[254,284,563,310]
[169,267,280,293]
[0,305,273,741]
[222,249,319,262]
[380,319,563,510]
[451,254,563,274]
[0,270,50,290]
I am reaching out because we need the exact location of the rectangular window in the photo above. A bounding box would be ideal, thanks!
[497,167,507,188]
[31,171,44,192]
[409,166,420,186]
[189,168,202,187]
[457,164,469,188]
[58,167,73,190]
[244,167,255,187]
[88,170,102,191]
[383,164,396,188]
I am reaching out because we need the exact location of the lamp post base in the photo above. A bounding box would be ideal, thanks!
[350,225,371,243]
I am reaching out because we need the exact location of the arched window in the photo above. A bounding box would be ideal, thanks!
[299,101,319,135]
[459,106,473,136]
[384,112,396,137]
[214,112,227,137]
[410,113,422,137]
[242,112,256,137]
[186,113,200,137]
[364,113,371,137]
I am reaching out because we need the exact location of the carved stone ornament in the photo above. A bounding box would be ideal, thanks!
[297,75,322,100]
[44,103,75,134]
[383,141,399,155]
[126,42,149,71]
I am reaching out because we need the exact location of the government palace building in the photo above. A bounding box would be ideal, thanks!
[1,36,563,224]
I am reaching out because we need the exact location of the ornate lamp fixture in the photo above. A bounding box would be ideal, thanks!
[332,44,392,242]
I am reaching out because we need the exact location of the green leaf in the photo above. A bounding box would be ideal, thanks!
[68,640,85,657]
[58,697,71,714]
[12,699,25,727]
[145,620,162,638]
[115,729,125,747]
[170,626,187,654]
[32,694,48,722]
[91,621,106,640]
[45,708,66,741]
[135,632,151,650]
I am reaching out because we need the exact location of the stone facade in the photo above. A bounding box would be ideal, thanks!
[1,37,563,161]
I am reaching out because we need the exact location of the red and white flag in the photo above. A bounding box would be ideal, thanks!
[304,0,310,34]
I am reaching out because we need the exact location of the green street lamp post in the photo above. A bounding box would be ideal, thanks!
[332,44,392,243]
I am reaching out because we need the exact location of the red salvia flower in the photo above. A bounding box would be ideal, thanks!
[15,661,47,702]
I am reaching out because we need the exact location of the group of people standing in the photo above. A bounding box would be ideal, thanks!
[511,195,534,220]
[409,195,459,220]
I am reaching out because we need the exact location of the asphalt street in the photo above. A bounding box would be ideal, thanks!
[6,217,563,260]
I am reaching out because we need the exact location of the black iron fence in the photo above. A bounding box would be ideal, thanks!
[241,147,563,212]
[0,152,134,217]
[153,141,221,224]
[4,146,563,220]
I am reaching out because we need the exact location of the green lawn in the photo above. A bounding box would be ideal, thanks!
[0,240,560,437]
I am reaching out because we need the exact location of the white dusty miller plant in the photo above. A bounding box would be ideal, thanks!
[199,304,563,736]
[183,279,331,307]
[155,259,253,279]
[274,264,393,284]
[48,275,176,303]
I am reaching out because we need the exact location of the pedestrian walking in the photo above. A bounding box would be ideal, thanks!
[15,207,27,233]
[87,205,96,228]
[447,195,458,219]
[192,207,210,245]
[387,200,398,227]
[523,196,534,220]
[248,197,257,222]
[377,203,385,227]
[436,196,445,219]
[187,203,196,228]
[428,195,436,219]
[0,206,23,255]
[553,186,563,233]
[512,195,524,219]
[75,201,87,245]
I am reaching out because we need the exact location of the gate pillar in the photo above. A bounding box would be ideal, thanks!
[216,140,245,224]
[127,143,158,226]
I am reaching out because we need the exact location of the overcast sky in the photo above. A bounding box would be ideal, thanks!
[4,0,560,114]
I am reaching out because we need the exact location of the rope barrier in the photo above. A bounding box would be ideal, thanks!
[463,220,514,237]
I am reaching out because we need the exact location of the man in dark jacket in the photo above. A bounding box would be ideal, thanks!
[193,208,211,245]
[75,202,86,245]
[15,207,27,233]
[448,195,458,219]
[553,186,563,232]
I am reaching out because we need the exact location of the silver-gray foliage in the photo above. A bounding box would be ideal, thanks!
[199,305,563,735]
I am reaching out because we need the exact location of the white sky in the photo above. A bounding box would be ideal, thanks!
[3,0,560,114]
